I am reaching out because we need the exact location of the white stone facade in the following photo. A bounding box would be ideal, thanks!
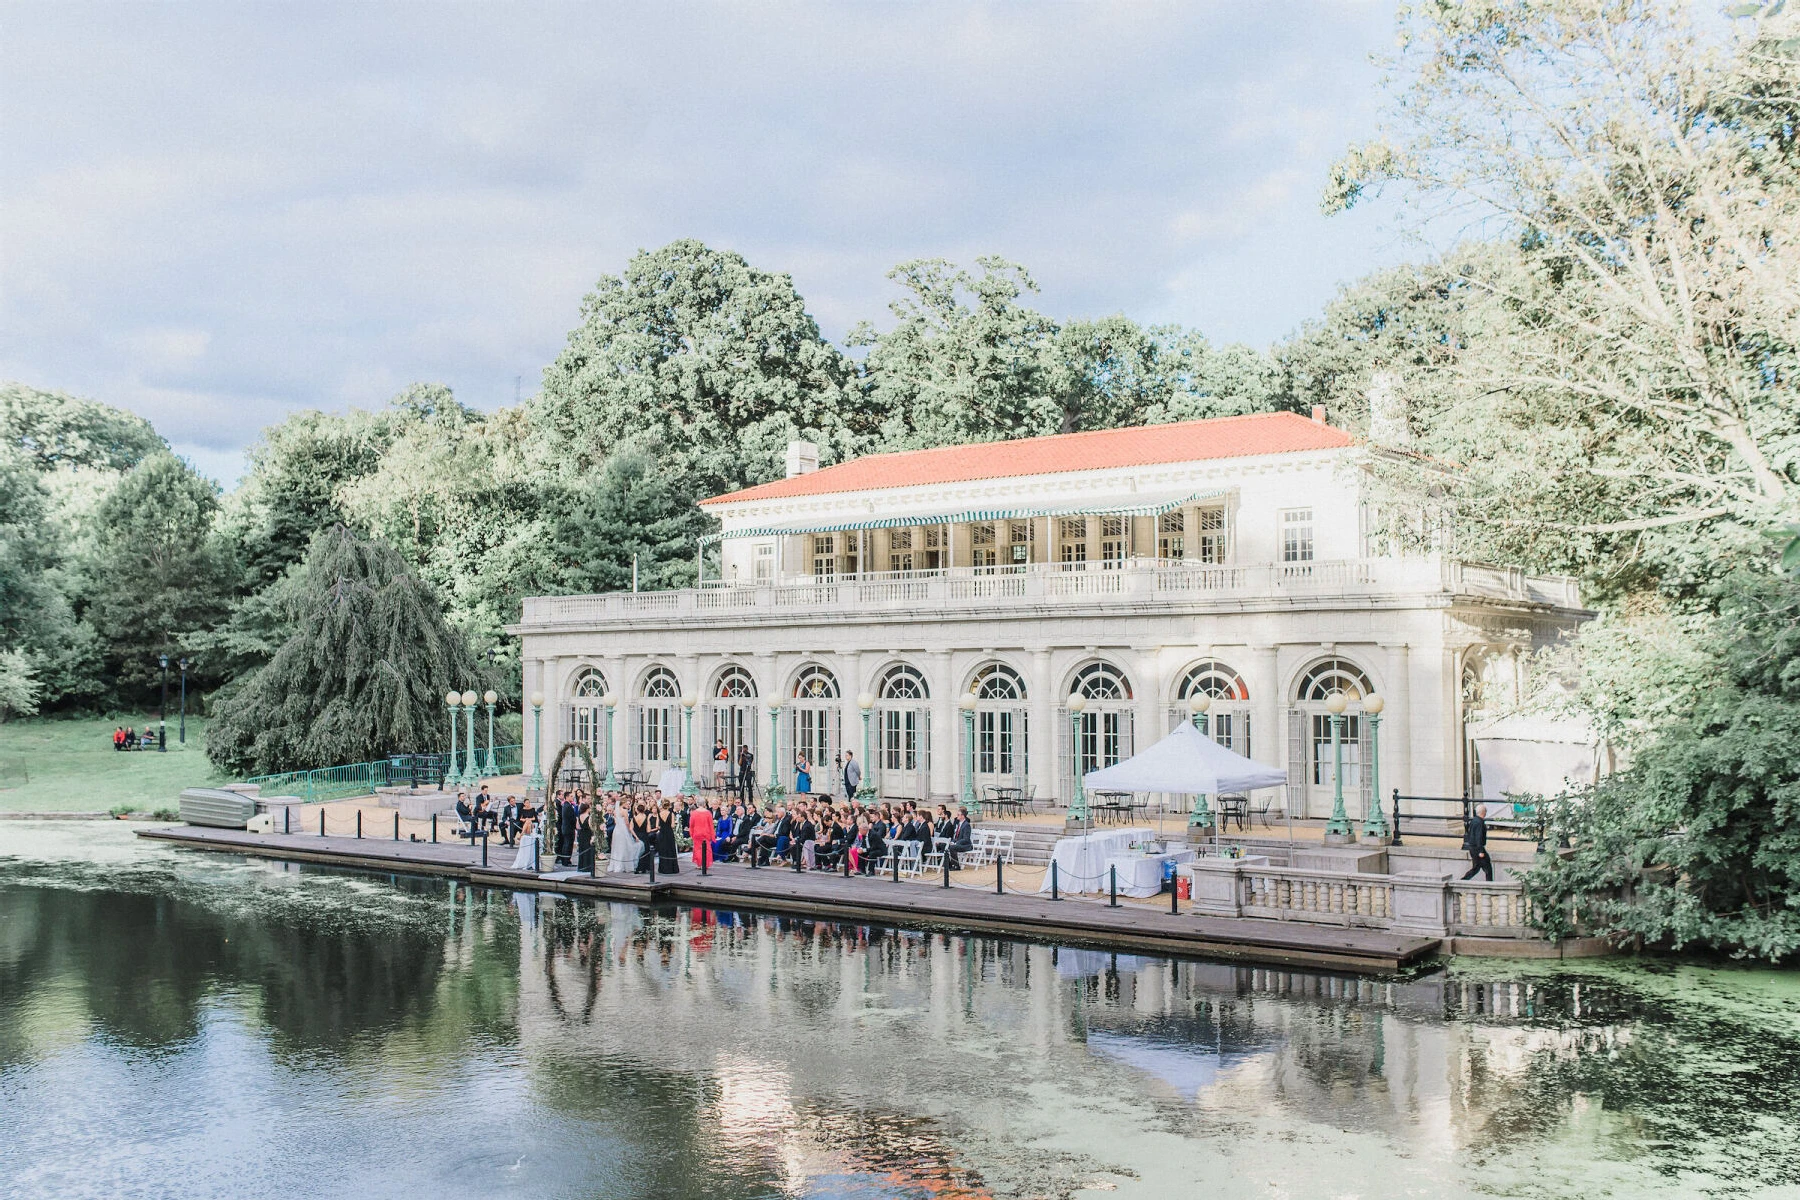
[509,419,1587,819]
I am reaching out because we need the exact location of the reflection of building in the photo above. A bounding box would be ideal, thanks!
[512,412,1589,813]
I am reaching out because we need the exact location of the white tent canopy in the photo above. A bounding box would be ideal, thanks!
[1083,720,1287,795]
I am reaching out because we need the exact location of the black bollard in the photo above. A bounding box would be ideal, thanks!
[995,857,1003,895]
[1170,872,1179,915]
[1050,860,1059,901]
[356,809,362,839]
[283,806,290,835]
[843,850,851,878]
[942,850,950,888]
[892,850,901,884]
[701,841,709,877]
[394,812,400,841]
[320,809,326,837]
[648,849,657,884]
[481,831,489,868]
[532,836,539,873]
[431,813,437,844]
[1109,865,1118,908]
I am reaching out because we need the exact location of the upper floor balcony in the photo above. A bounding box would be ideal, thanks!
[515,556,1585,631]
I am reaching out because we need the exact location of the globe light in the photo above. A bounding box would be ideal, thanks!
[1325,690,1348,715]
[461,689,478,707]
[1363,693,1385,715]
[445,690,462,707]
[958,694,977,712]
[767,695,784,711]
[483,690,498,706]
[1067,693,1087,714]
[681,692,699,709]
[529,691,544,708]
[857,692,876,711]
[1188,693,1211,714]
[602,691,619,708]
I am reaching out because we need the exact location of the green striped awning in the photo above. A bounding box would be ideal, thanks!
[699,489,1226,544]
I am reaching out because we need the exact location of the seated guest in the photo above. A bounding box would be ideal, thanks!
[813,818,846,871]
[788,810,817,870]
[453,792,475,837]
[946,807,975,869]
[855,818,887,875]
[754,806,792,866]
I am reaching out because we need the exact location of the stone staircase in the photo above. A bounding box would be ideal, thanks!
[973,822,1063,866]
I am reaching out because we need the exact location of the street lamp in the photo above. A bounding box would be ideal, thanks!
[856,692,877,802]
[528,691,547,795]
[601,691,619,790]
[444,690,462,789]
[1067,693,1089,824]
[482,690,499,776]
[461,689,479,783]
[177,657,190,745]
[158,654,169,752]
[958,692,978,814]
[1324,690,1354,844]
[764,696,786,801]
[1188,693,1215,830]
[680,693,700,796]
[1360,693,1390,841]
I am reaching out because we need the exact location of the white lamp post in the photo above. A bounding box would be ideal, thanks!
[1361,693,1388,841]
[680,693,700,796]
[856,692,876,801]
[1067,693,1089,824]
[461,689,479,783]
[444,690,462,789]
[528,691,546,795]
[1324,690,1354,844]
[958,692,979,813]
[482,689,499,776]
[764,695,786,801]
[601,691,619,790]
[1188,692,1215,830]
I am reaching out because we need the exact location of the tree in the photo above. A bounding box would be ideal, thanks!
[1524,567,1800,960]
[540,440,711,595]
[1,382,164,472]
[85,452,234,698]
[206,526,480,776]
[1326,1,1800,592]
[533,239,860,496]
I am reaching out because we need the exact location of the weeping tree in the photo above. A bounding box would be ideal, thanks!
[206,525,480,776]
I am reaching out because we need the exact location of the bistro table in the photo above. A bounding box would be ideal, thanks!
[984,785,1027,819]
[1091,790,1145,825]
[1216,794,1250,833]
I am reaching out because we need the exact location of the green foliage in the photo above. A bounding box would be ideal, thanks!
[84,453,235,699]
[206,526,479,776]
[1523,570,1800,960]
[1,382,164,472]
[541,440,710,595]
[0,648,39,719]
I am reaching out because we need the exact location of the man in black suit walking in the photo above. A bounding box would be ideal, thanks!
[1461,806,1493,881]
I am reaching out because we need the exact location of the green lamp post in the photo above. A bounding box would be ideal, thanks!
[1324,690,1355,844]
[601,691,619,790]
[959,692,979,815]
[680,693,700,797]
[444,690,462,789]
[856,692,877,801]
[1067,692,1090,825]
[1188,693,1217,830]
[528,691,547,795]
[481,689,499,776]
[764,696,786,802]
[461,689,479,783]
[1360,693,1390,841]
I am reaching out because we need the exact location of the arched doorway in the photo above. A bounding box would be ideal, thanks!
[565,667,610,765]
[788,664,841,796]
[1289,658,1375,819]
[630,665,681,779]
[1172,660,1251,757]
[707,664,757,788]
[876,663,931,799]
[1061,661,1134,798]
[968,662,1029,797]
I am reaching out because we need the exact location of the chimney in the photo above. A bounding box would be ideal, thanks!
[1367,371,1411,446]
[1311,404,1326,425]
[784,440,819,478]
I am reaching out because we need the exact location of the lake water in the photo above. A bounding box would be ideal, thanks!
[3,821,1798,1199]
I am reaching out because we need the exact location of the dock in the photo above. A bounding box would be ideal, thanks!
[137,826,1443,973]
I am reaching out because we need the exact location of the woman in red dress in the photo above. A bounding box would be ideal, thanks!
[689,804,716,868]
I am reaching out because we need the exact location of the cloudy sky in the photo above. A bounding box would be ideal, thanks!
[1,2,1412,485]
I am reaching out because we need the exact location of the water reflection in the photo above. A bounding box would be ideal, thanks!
[2,822,1797,1199]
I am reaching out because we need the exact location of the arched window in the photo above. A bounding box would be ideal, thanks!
[1070,661,1132,701]
[570,668,608,698]
[641,666,680,699]
[1295,658,1373,702]
[971,663,1026,701]
[791,665,839,700]
[879,664,929,701]
[1177,661,1249,701]
[714,665,757,699]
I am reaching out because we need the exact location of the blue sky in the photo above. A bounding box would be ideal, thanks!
[0,2,1412,485]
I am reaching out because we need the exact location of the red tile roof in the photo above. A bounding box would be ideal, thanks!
[702,411,1354,506]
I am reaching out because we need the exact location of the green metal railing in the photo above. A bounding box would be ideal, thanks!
[246,745,525,804]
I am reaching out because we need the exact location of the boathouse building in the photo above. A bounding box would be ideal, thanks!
[509,410,1588,817]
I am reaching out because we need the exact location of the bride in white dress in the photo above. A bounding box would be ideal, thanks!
[606,800,640,874]
[511,815,540,871]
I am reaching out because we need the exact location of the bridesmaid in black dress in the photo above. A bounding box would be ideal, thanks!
[655,801,681,875]
[575,798,595,872]
[634,805,657,874]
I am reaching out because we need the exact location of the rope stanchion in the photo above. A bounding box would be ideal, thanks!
[1109,865,1118,908]
[283,806,290,835]
[700,840,709,877]
[649,843,657,884]
[892,850,901,884]
[431,813,437,843]
[320,809,326,837]
[1170,873,1179,915]
[394,812,400,841]
[356,810,362,839]
[1051,860,1059,900]
[995,857,1003,895]
[942,849,951,888]
[481,830,489,868]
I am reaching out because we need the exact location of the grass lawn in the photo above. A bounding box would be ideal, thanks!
[0,716,228,813]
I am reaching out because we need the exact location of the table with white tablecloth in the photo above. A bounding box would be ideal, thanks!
[1103,848,1197,898]
[1037,827,1155,893]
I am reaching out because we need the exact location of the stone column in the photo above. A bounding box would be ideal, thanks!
[930,649,957,799]
[1028,647,1058,804]
[1382,643,1412,799]
[1247,645,1280,768]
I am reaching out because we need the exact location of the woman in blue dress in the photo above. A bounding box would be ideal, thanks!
[794,753,813,794]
